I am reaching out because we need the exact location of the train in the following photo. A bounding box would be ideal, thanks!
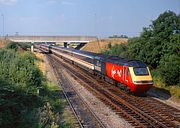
[39,44,153,93]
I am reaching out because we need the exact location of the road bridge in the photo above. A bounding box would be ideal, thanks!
[7,35,97,51]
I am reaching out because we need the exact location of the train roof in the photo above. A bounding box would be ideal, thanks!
[95,54,147,67]
[50,45,147,68]
[106,56,147,67]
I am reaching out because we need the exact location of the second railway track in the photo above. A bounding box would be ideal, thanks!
[46,54,106,128]
[46,52,180,128]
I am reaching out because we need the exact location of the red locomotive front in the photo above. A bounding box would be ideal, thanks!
[106,62,153,93]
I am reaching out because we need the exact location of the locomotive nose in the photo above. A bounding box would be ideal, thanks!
[129,67,153,93]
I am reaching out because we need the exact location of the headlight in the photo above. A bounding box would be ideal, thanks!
[134,80,153,84]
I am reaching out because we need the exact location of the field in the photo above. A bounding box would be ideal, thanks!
[81,38,128,53]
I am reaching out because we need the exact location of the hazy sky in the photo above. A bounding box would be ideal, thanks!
[0,0,179,37]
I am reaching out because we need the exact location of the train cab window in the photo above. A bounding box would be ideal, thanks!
[133,68,149,76]
[127,69,130,76]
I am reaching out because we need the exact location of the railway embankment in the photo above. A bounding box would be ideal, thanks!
[0,42,74,128]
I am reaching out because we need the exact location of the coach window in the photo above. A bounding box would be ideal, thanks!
[97,60,101,67]
[95,59,98,66]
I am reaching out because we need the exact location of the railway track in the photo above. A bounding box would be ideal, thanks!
[48,53,180,128]
[46,54,106,128]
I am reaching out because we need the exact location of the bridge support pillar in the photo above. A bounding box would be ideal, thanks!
[64,42,69,48]
[31,42,34,52]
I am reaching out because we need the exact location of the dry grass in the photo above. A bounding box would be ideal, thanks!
[81,38,128,53]
[34,52,46,75]
[0,39,6,48]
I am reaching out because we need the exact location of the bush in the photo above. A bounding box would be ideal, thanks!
[6,41,18,51]
[159,54,180,85]
[0,49,42,91]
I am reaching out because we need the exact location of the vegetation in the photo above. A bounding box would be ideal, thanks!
[0,43,70,127]
[103,10,180,96]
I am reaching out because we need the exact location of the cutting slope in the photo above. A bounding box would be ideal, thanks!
[81,38,128,53]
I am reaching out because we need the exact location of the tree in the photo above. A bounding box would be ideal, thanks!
[127,10,180,68]
[146,11,178,66]
[159,54,180,85]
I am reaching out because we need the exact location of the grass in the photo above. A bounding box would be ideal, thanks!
[46,82,76,128]
[47,81,61,91]
[48,82,78,128]
[61,107,78,128]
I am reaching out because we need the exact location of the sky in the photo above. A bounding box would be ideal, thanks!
[0,0,179,37]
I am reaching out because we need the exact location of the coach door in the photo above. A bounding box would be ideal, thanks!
[123,66,129,84]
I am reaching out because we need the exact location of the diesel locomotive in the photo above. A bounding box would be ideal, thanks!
[39,44,153,93]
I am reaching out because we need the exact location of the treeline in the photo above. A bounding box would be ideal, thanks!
[0,43,69,127]
[103,10,180,86]
[109,35,128,38]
